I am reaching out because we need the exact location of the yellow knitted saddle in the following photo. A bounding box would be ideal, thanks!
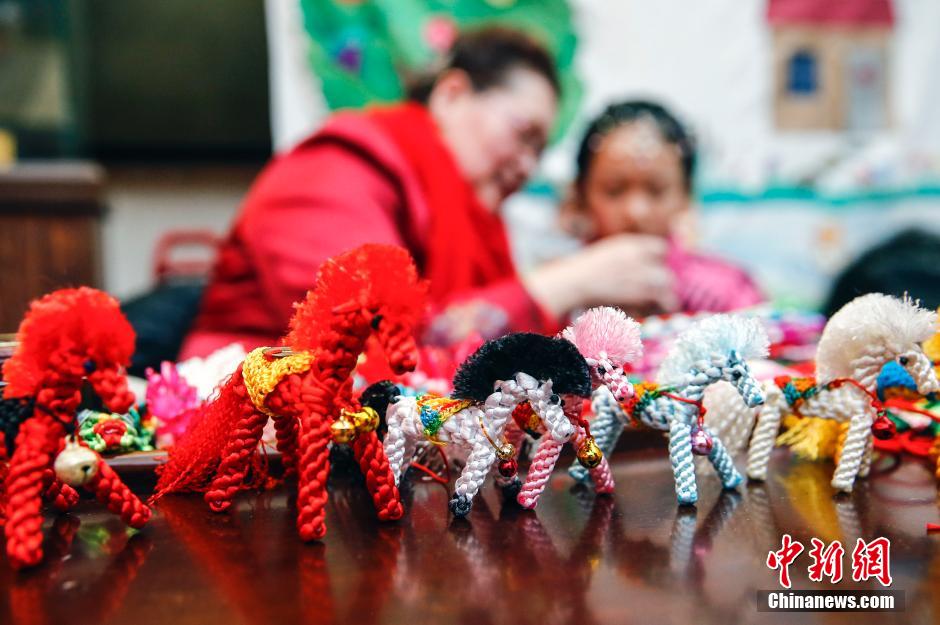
[241,347,316,417]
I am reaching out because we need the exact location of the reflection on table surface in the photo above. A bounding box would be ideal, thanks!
[1,448,938,625]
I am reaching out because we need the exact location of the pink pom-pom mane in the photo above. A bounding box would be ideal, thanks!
[562,307,643,366]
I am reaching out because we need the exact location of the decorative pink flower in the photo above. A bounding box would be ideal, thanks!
[145,361,200,444]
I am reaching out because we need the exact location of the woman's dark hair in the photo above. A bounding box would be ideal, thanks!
[575,100,696,191]
[407,25,560,104]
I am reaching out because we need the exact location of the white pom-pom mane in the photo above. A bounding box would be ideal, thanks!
[562,306,643,365]
[816,293,938,383]
[658,314,770,386]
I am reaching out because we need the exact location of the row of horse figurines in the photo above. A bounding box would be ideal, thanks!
[157,289,938,530]
[373,293,939,517]
[3,246,937,571]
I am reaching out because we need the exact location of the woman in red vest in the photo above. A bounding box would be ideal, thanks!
[181,27,678,358]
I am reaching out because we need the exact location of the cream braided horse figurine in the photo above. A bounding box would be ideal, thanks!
[510,307,641,509]
[569,315,769,505]
[383,333,588,517]
[714,294,939,493]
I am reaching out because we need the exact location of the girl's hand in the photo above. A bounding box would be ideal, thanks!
[523,234,678,319]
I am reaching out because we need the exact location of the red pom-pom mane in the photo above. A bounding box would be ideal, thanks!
[3,287,135,398]
[286,244,428,351]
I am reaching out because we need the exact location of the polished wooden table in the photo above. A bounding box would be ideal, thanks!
[1,447,938,625]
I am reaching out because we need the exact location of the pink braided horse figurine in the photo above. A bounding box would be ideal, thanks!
[510,307,641,509]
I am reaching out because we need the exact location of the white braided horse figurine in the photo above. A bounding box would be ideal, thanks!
[729,294,939,493]
[383,333,589,517]
[569,315,769,505]
[512,307,641,509]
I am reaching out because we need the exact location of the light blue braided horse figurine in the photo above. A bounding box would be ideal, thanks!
[570,315,769,505]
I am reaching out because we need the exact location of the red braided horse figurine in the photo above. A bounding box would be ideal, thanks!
[2,287,150,570]
[153,244,427,541]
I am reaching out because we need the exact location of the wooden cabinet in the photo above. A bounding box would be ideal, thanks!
[0,162,104,331]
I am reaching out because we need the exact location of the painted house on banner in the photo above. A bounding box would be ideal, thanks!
[769,0,894,131]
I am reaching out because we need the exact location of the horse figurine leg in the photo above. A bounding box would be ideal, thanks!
[383,399,417,486]
[5,419,58,568]
[42,469,80,512]
[831,412,873,493]
[271,414,299,479]
[351,430,403,521]
[450,441,496,518]
[296,408,334,541]
[83,454,151,529]
[857,435,874,478]
[745,386,784,481]
[517,436,564,509]
[204,397,268,513]
[703,427,742,489]
[669,420,698,505]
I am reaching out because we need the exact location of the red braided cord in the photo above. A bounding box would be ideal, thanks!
[42,468,80,512]
[87,366,136,414]
[265,374,304,480]
[295,315,365,541]
[296,402,334,541]
[152,369,261,500]
[4,415,63,569]
[351,430,403,521]
[86,455,151,528]
[204,388,269,513]
[272,414,299,479]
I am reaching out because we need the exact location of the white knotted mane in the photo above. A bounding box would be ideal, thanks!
[816,293,937,383]
[658,315,769,387]
[562,306,643,364]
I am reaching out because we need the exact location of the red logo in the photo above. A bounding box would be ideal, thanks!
[851,537,892,587]
[766,534,804,588]
[807,538,845,583]
[767,536,892,588]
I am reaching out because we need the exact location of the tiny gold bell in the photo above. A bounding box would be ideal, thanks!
[330,417,357,444]
[54,437,100,487]
[576,436,603,469]
[348,406,380,434]
[496,443,516,461]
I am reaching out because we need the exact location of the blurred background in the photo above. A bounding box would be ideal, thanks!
[2,0,939,331]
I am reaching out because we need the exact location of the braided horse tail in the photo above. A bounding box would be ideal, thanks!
[151,366,262,502]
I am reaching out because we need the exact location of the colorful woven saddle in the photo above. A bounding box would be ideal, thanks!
[416,395,474,441]
[774,376,820,413]
[620,382,666,425]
